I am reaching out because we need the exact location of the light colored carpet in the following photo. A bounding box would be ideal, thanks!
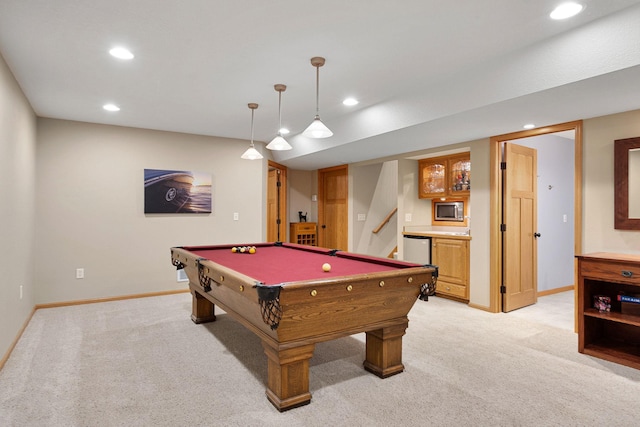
[1,291,639,426]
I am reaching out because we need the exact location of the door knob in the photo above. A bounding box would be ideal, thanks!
[534,232,541,238]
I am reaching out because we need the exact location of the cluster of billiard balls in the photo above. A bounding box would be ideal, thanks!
[231,246,256,254]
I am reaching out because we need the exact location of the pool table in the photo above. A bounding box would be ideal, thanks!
[170,242,437,411]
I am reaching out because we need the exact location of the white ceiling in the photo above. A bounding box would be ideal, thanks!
[1,0,640,170]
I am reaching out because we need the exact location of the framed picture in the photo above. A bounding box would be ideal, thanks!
[144,169,212,213]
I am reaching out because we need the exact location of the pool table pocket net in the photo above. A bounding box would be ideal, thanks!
[255,283,283,330]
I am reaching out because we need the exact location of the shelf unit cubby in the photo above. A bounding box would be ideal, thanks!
[577,253,640,370]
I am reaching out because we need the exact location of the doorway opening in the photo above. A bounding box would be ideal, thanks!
[267,160,287,243]
[489,121,583,323]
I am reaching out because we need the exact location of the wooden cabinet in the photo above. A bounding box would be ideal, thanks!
[290,222,317,246]
[419,153,471,199]
[432,237,469,301]
[577,252,640,370]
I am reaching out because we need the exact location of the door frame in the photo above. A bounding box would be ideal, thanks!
[489,120,583,314]
[267,160,287,243]
[318,164,348,250]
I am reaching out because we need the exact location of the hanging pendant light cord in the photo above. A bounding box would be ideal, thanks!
[250,108,255,147]
[315,65,320,116]
[278,90,283,135]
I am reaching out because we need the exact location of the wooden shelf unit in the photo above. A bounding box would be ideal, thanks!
[289,222,317,246]
[577,252,640,370]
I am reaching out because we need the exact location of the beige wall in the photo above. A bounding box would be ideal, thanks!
[583,110,640,253]
[288,169,316,226]
[0,53,37,363]
[468,139,491,307]
[34,119,266,304]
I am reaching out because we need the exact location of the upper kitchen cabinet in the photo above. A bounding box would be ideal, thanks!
[418,153,470,199]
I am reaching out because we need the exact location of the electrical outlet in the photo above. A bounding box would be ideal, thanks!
[357,214,366,221]
[405,213,412,222]
[76,268,84,279]
[233,212,239,221]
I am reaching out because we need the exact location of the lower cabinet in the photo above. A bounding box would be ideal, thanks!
[432,237,470,301]
[289,222,317,246]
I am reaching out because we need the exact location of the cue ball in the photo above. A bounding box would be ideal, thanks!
[322,263,331,272]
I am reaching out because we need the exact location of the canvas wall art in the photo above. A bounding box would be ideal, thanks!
[144,169,212,213]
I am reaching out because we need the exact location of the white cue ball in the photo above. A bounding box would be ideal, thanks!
[322,263,331,272]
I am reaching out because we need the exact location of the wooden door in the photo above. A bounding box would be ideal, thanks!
[267,161,287,243]
[318,165,348,250]
[502,142,538,312]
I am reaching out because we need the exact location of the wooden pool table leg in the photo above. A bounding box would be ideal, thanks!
[262,340,315,412]
[363,319,408,378]
[190,290,217,324]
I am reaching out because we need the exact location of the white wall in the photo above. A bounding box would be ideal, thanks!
[34,119,266,304]
[353,161,397,257]
[351,163,382,251]
[0,53,37,362]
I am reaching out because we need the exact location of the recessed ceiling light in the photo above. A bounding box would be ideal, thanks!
[550,2,584,20]
[103,104,120,112]
[343,97,358,106]
[523,123,535,129]
[279,127,290,135]
[109,47,134,60]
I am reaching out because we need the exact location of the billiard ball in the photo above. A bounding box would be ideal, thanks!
[322,263,331,272]
[249,247,256,254]
[231,247,237,253]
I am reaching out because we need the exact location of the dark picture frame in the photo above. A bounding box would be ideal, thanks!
[614,137,640,230]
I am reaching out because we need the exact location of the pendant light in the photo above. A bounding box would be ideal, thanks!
[240,103,263,160]
[266,84,292,150]
[302,57,333,138]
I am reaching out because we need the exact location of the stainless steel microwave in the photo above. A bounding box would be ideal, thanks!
[434,201,464,222]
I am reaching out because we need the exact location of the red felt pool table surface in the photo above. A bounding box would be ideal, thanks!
[187,242,418,286]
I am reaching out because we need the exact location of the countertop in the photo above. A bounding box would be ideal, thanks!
[402,225,472,240]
